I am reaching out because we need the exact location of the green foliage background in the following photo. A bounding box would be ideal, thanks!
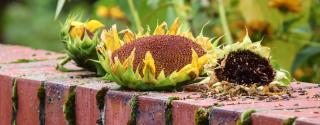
[1,0,320,83]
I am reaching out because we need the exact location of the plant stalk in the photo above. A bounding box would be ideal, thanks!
[128,0,142,33]
[217,0,233,44]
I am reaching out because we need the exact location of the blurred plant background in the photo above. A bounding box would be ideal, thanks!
[0,0,319,83]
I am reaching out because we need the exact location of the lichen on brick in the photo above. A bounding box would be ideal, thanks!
[165,96,179,125]
[127,94,139,125]
[96,87,108,125]
[236,109,256,125]
[37,82,46,125]
[63,86,77,125]
[195,108,209,125]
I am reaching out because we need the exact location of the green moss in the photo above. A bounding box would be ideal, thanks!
[96,87,108,110]
[283,117,297,125]
[11,78,18,125]
[165,96,179,125]
[127,94,139,125]
[37,82,46,125]
[63,86,76,125]
[11,59,43,63]
[95,87,108,125]
[195,108,209,125]
[237,109,256,125]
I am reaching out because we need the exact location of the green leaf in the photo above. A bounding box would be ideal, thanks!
[54,0,66,20]
[291,46,320,71]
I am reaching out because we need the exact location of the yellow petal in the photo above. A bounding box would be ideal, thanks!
[120,29,135,43]
[168,18,180,35]
[122,48,135,69]
[142,51,157,83]
[191,49,199,72]
[196,35,212,51]
[143,51,156,76]
[86,20,104,33]
[69,24,85,39]
[154,22,167,35]
[101,25,121,52]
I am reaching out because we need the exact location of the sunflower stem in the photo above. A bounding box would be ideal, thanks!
[56,56,72,72]
[128,0,142,33]
[217,0,233,44]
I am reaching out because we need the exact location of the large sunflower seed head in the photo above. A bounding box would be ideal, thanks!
[111,35,206,76]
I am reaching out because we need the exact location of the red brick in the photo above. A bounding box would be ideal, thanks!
[75,82,109,125]
[137,95,168,125]
[105,91,137,125]
[0,44,62,64]
[295,117,320,125]
[252,108,320,125]
[0,75,13,125]
[15,78,41,125]
[209,100,320,125]
[172,97,218,125]
[44,81,70,125]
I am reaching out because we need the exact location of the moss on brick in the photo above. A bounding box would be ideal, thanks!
[237,109,256,125]
[11,78,18,125]
[127,94,139,125]
[63,86,76,125]
[37,82,46,125]
[96,87,108,125]
[11,59,43,63]
[165,96,179,125]
[195,108,209,125]
[283,117,297,125]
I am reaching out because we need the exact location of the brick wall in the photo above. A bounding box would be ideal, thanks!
[0,44,319,125]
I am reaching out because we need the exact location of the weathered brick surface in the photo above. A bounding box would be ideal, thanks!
[295,117,320,125]
[0,75,13,125]
[252,108,320,125]
[44,81,70,125]
[105,90,138,125]
[15,78,41,125]
[75,81,113,125]
[137,95,168,125]
[0,44,62,64]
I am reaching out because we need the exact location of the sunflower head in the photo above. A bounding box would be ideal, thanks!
[97,19,214,90]
[59,16,105,74]
[208,33,291,96]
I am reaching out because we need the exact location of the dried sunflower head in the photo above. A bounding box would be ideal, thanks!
[97,18,214,90]
[207,33,291,96]
[58,16,105,75]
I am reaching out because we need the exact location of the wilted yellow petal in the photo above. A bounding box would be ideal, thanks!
[168,18,180,35]
[154,22,167,35]
[191,49,199,69]
[120,29,135,43]
[69,25,85,39]
[86,20,104,33]
[196,35,212,51]
[143,51,156,76]
[101,25,121,52]
[122,48,135,69]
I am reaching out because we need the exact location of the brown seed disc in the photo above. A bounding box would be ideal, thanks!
[112,35,206,76]
[214,50,275,86]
